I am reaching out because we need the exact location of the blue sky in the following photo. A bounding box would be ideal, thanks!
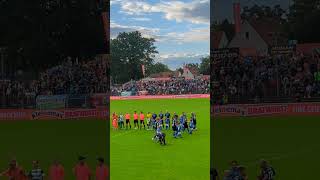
[110,0,210,70]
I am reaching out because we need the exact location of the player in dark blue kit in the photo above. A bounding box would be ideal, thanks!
[191,112,197,130]
[172,121,177,137]
[174,121,182,138]
[182,112,187,121]
[159,111,164,128]
[189,118,195,134]
[179,114,185,132]
[152,112,157,130]
[172,122,182,138]
[153,123,166,145]
[165,110,170,130]
[172,112,178,125]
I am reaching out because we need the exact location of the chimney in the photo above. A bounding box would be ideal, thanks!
[233,2,241,33]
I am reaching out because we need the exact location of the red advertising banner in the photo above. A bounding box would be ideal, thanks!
[213,105,244,116]
[246,104,289,116]
[0,109,32,120]
[0,109,108,120]
[111,94,210,100]
[214,103,320,117]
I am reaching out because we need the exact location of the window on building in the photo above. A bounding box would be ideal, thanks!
[245,32,249,40]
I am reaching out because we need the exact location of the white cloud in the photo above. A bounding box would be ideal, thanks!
[110,0,121,5]
[130,17,152,22]
[158,52,207,60]
[110,21,160,39]
[155,52,209,70]
[114,0,209,25]
[111,21,209,44]
[161,27,209,43]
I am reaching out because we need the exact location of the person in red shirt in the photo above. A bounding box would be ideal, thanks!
[49,160,64,180]
[139,111,145,130]
[95,158,109,180]
[133,111,139,129]
[0,159,27,180]
[125,113,131,129]
[73,156,91,180]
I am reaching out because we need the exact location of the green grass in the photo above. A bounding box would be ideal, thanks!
[213,116,320,180]
[111,98,210,180]
[0,119,108,180]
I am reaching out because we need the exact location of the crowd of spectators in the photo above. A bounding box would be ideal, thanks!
[1,57,108,108]
[212,52,320,104]
[111,78,210,96]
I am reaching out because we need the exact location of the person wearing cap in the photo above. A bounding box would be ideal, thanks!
[73,156,91,180]
[257,160,275,180]
[28,160,45,180]
[0,159,27,180]
[49,159,64,180]
[95,158,109,180]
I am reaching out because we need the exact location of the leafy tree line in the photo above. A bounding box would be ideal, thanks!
[111,31,210,84]
[212,1,320,43]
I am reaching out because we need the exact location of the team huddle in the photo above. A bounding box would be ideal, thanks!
[112,111,198,144]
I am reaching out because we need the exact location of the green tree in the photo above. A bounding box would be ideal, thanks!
[185,63,199,71]
[199,56,210,75]
[111,31,158,84]
[146,62,171,76]
[288,0,320,42]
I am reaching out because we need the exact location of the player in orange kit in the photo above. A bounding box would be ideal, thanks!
[0,159,27,180]
[95,158,109,180]
[49,160,64,180]
[73,156,91,180]
[112,112,119,130]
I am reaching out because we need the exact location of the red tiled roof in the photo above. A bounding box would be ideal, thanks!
[185,66,199,76]
[149,71,178,78]
[212,31,224,49]
[248,19,285,46]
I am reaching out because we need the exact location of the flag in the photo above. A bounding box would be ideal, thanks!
[101,12,109,41]
[233,3,241,33]
[141,64,145,77]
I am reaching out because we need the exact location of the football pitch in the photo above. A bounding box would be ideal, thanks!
[213,116,320,180]
[0,119,108,180]
[110,98,210,180]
